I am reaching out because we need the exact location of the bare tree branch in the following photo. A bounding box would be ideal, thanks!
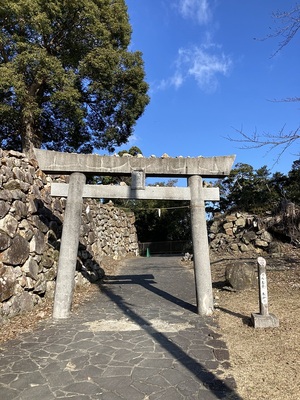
[230,4,300,163]
[227,126,300,163]
[269,97,300,103]
[255,4,300,57]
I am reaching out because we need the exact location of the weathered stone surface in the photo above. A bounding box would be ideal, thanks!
[0,200,10,218]
[235,218,246,227]
[45,281,56,298]
[10,189,26,200]
[239,243,250,253]
[0,214,18,237]
[19,219,34,241]
[225,263,256,290]
[29,215,49,232]
[34,278,47,294]
[53,198,63,212]
[268,241,282,255]
[22,257,39,280]
[40,248,59,269]
[24,276,35,290]
[0,266,16,301]
[30,230,46,254]
[242,230,257,244]
[7,295,21,318]
[0,189,12,201]
[24,170,34,184]
[12,166,25,181]
[260,230,273,243]
[88,231,96,244]
[0,230,11,251]
[12,200,28,218]
[1,165,13,179]
[0,234,30,265]
[44,266,57,281]
[229,243,239,252]
[225,215,237,222]
[91,243,102,259]
[27,196,39,214]
[7,149,23,158]
[223,222,233,230]
[255,239,268,247]
[252,313,279,328]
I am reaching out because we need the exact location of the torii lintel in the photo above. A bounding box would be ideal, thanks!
[34,149,235,178]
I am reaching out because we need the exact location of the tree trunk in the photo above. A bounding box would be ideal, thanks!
[21,84,42,156]
[21,113,40,157]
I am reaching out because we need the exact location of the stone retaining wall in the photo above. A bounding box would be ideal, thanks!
[0,149,139,321]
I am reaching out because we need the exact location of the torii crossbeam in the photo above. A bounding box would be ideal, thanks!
[34,149,235,319]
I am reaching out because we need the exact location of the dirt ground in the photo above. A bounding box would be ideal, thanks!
[210,246,300,400]
[0,249,299,399]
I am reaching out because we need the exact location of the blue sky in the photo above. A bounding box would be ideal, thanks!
[115,0,299,176]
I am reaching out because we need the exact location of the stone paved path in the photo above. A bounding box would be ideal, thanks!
[0,256,241,399]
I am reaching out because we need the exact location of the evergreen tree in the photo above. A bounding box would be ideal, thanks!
[120,180,191,243]
[285,159,300,205]
[0,0,149,154]
[133,199,191,243]
[217,163,281,214]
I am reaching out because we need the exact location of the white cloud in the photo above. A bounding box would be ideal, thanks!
[170,72,184,89]
[152,2,230,93]
[182,46,232,91]
[178,0,212,25]
[157,43,232,93]
[154,72,183,91]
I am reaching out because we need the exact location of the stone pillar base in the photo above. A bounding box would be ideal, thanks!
[251,313,279,328]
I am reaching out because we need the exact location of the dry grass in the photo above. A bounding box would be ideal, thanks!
[211,250,300,400]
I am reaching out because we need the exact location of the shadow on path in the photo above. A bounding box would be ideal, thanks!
[104,273,197,314]
[97,260,243,400]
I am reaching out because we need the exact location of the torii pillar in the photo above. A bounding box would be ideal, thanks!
[189,175,214,315]
[52,172,86,319]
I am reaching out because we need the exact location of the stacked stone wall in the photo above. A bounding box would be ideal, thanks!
[209,212,279,254]
[0,149,139,321]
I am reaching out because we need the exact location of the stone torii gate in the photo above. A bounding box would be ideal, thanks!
[34,149,235,319]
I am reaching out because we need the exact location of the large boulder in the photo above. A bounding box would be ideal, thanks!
[225,263,257,290]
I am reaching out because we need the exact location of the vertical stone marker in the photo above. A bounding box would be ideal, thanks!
[251,257,279,328]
